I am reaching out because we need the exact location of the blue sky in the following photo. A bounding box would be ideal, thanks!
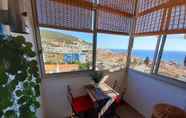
[40,27,186,51]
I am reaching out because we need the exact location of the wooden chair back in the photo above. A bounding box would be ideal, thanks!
[67,85,74,110]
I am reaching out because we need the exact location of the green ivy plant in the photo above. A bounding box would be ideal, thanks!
[0,35,41,118]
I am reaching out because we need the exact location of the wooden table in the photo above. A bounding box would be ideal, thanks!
[84,84,120,118]
[85,83,119,102]
[85,85,109,103]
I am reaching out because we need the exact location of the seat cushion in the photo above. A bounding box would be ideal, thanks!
[72,95,94,113]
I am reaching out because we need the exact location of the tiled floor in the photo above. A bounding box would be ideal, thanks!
[117,103,144,118]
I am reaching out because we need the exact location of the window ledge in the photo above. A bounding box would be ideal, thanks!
[128,69,186,90]
[45,70,93,79]
[45,68,127,79]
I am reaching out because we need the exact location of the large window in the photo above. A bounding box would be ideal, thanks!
[40,28,93,73]
[158,34,186,82]
[130,36,158,73]
[96,33,129,71]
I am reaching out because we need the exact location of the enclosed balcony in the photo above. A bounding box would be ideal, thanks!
[0,0,186,118]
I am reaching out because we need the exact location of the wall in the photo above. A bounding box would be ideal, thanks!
[42,69,126,118]
[0,0,7,10]
[101,69,127,94]
[42,71,94,118]
[124,69,186,118]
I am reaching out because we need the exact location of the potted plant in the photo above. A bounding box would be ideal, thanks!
[0,35,41,118]
[90,71,104,84]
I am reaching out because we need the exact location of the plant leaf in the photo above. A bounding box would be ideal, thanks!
[4,110,17,118]
[15,90,23,97]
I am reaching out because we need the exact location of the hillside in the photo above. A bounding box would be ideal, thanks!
[40,28,91,45]
[40,29,78,43]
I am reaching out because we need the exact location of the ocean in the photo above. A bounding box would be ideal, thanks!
[111,49,186,66]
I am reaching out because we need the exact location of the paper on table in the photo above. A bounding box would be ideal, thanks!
[98,83,119,118]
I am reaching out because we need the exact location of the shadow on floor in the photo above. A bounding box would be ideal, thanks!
[116,102,144,118]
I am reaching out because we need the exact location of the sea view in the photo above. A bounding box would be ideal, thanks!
[40,28,186,80]
[111,49,186,66]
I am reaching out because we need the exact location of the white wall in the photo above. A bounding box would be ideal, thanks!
[0,0,8,10]
[42,71,94,118]
[102,69,127,94]
[42,69,126,118]
[124,69,186,118]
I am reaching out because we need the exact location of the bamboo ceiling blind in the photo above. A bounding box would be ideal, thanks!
[137,0,169,13]
[97,0,135,34]
[168,4,186,33]
[97,10,132,34]
[36,0,93,32]
[36,0,186,36]
[135,0,186,36]
[98,0,135,14]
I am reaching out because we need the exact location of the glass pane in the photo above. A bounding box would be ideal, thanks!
[40,27,93,74]
[96,33,129,71]
[130,36,158,73]
[158,34,186,82]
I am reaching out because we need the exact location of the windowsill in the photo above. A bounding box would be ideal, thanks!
[45,68,127,79]
[44,67,186,90]
[45,70,93,79]
[128,68,186,90]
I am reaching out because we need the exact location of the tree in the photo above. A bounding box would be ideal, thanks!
[144,56,150,66]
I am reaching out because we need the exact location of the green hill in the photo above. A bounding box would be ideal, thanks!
[40,28,79,44]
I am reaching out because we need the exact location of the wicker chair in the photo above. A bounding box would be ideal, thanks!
[152,103,186,118]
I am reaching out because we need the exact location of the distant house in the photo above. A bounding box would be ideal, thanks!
[64,53,79,64]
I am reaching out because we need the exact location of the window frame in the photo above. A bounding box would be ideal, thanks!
[95,32,129,71]
[129,35,159,73]
[39,27,94,74]
[39,26,186,85]
[155,34,186,82]
[129,34,186,84]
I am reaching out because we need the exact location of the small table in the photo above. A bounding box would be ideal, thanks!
[85,85,109,102]
[85,83,119,102]
[84,84,120,117]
